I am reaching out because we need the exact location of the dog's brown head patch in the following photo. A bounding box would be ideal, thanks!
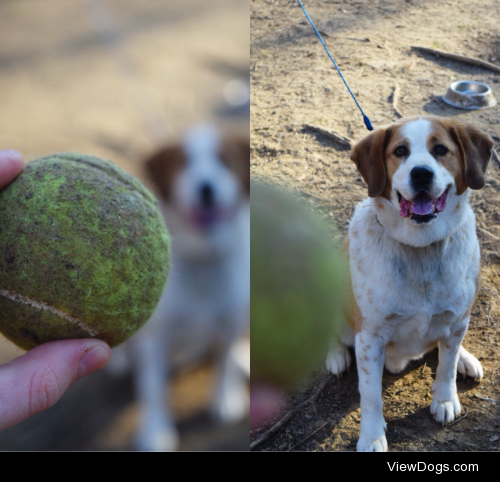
[350,126,394,198]
[219,137,250,196]
[144,145,186,201]
[446,120,493,194]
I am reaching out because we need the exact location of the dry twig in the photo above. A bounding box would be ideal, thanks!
[492,149,500,167]
[477,226,500,243]
[289,421,331,451]
[473,394,500,404]
[431,93,445,105]
[345,37,370,42]
[388,83,404,119]
[411,46,500,74]
[448,407,468,426]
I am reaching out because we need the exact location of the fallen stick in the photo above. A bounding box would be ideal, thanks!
[492,148,500,167]
[289,420,331,451]
[344,37,370,42]
[302,124,353,148]
[250,376,331,451]
[448,407,468,426]
[411,46,500,74]
[327,36,370,43]
[477,226,500,243]
[432,93,445,104]
[473,394,500,404]
[388,83,404,119]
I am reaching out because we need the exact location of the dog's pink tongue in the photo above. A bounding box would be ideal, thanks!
[412,191,434,215]
[400,197,412,217]
[434,190,448,212]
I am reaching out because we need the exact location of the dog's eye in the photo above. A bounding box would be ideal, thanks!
[394,146,407,157]
[434,145,448,156]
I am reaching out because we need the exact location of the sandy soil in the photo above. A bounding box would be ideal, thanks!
[251,0,500,451]
[0,0,248,451]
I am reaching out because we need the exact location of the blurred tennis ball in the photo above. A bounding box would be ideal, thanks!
[0,153,170,350]
[251,182,347,387]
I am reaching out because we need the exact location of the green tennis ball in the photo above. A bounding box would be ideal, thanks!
[251,182,347,387]
[0,153,170,350]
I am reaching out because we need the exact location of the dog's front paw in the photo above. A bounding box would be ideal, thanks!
[457,347,483,381]
[430,394,461,426]
[212,380,248,424]
[325,343,351,377]
[106,345,131,377]
[357,433,388,452]
[357,419,388,452]
[135,414,179,452]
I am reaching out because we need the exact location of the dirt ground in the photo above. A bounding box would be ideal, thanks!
[250,0,500,451]
[0,0,248,451]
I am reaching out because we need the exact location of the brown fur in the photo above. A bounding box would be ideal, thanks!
[462,269,482,320]
[350,116,493,199]
[446,121,493,194]
[219,137,250,195]
[144,145,186,201]
[341,236,363,333]
[350,127,392,198]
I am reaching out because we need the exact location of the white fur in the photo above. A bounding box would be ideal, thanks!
[110,126,249,451]
[325,340,351,378]
[325,118,483,452]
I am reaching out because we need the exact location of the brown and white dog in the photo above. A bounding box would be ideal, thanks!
[124,125,249,451]
[325,116,493,452]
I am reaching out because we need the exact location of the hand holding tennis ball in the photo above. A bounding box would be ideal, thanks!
[0,153,170,350]
[251,182,347,387]
[0,150,111,432]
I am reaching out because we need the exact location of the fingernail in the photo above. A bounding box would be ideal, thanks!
[0,150,23,162]
[77,344,111,379]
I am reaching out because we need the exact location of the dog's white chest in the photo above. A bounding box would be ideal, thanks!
[350,203,479,355]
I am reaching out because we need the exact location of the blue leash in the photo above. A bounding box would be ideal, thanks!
[296,0,374,131]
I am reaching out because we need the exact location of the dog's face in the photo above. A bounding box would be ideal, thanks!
[145,125,249,233]
[351,116,493,226]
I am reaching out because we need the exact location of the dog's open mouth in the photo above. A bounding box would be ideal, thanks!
[398,188,449,224]
[192,207,223,229]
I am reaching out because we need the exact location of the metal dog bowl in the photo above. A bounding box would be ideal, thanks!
[443,80,497,110]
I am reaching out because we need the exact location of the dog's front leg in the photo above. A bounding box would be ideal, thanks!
[356,331,387,452]
[132,328,179,452]
[430,318,468,425]
[211,321,249,424]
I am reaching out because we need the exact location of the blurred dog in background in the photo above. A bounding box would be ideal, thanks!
[111,124,250,451]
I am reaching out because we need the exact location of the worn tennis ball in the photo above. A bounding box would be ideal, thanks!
[251,182,347,387]
[0,153,170,350]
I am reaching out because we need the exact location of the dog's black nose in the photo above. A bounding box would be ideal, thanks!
[200,183,215,208]
[410,166,434,191]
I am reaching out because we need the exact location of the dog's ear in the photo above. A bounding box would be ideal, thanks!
[144,145,186,201]
[450,123,493,193]
[219,137,250,195]
[350,128,391,198]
